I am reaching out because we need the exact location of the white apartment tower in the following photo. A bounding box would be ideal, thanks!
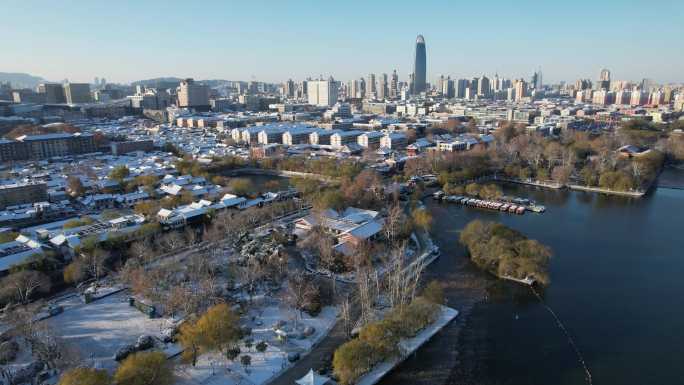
[307,77,339,107]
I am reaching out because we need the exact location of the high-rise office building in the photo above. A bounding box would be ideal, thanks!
[349,80,359,99]
[177,78,210,109]
[650,90,665,106]
[442,76,454,98]
[641,78,654,92]
[128,88,171,110]
[367,73,376,99]
[63,83,91,104]
[514,79,527,100]
[349,79,366,99]
[436,75,446,95]
[12,89,45,104]
[470,77,479,98]
[630,90,648,106]
[298,80,308,99]
[378,73,388,100]
[408,73,415,95]
[674,93,684,111]
[307,77,338,107]
[598,69,611,90]
[412,35,427,94]
[389,70,399,99]
[533,68,543,91]
[575,79,593,91]
[615,90,632,105]
[506,87,515,101]
[600,68,611,82]
[478,75,490,97]
[662,86,673,104]
[456,79,468,98]
[283,79,295,98]
[39,83,66,104]
[248,81,259,94]
[592,90,613,105]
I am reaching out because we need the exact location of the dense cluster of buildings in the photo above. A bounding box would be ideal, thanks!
[0,34,682,277]
[9,82,93,104]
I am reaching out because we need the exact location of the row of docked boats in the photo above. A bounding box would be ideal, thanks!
[432,191,545,214]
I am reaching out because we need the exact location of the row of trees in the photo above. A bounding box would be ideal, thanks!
[405,121,669,193]
[58,351,173,385]
[333,282,444,385]
[443,182,503,200]
[260,156,364,179]
[460,220,552,285]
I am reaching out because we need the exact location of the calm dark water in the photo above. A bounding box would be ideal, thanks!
[237,174,291,193]
[381,168,684,385]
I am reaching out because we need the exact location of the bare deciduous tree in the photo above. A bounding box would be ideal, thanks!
[184,227,199,246]
[82,248,109,281]
[284,272,317,328]
[1,270,51,304]
[356,267,374,326]
[385,243,426,310]
[340,298,352,338]
[158,231,185,253]
[130,239,155,264]
[384,203,405,246]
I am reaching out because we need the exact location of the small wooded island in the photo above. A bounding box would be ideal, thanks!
[460,220,552,285]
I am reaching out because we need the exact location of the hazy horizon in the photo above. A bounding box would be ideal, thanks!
[3,0,683,85]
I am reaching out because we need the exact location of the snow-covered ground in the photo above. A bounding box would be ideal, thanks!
[175,344,288,385]
[175,304,338,385]
[44,291,178,371]
[249,305,338,351]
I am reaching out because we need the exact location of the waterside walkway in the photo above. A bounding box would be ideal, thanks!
[356,306,459,385]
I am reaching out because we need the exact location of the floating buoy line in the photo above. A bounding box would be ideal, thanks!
[530,286,594,385]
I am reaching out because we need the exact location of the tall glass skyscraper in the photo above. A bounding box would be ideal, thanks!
[413,35,427,95]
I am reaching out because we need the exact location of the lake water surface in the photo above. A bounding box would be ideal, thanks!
[381,168,684,385]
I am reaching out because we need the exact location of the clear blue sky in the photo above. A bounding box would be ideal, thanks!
[2,0,682,85]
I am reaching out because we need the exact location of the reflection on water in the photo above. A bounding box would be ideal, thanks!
[228,174,291,194]
[380,168,684,385]
[657,166,684,188]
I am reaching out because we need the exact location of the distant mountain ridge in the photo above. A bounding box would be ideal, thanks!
[0,72,46,89]
[130,77,247,89]
[130,77,183,86]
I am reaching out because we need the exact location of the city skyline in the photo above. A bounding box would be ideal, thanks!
[2,0,683,85]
